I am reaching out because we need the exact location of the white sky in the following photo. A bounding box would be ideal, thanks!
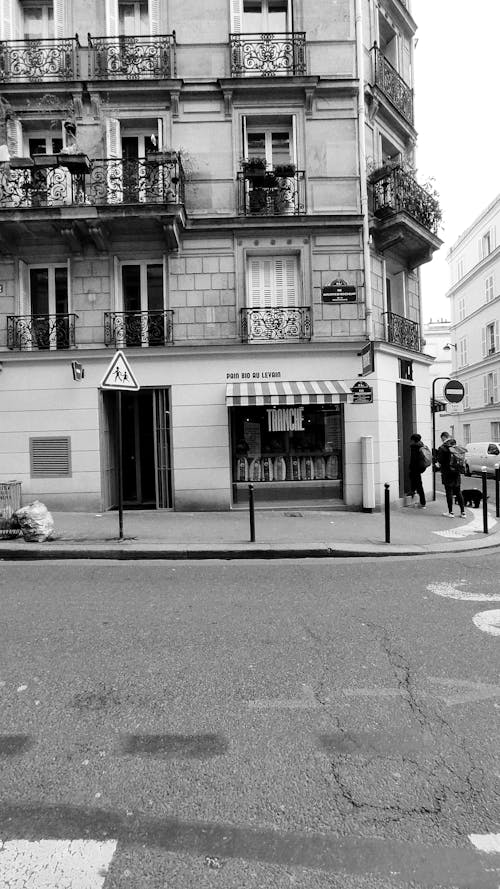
[411,0,500,322]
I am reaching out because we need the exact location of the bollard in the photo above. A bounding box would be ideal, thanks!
[248,483,255,542]
[495,464,500,519]
[481,467,488,534]
[384,483,390,543]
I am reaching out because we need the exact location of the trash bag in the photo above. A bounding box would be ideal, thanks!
[14,500,54,543]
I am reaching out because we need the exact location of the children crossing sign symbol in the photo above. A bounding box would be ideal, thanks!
[100,351,140,391]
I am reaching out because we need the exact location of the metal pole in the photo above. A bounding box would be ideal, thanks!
[481,467,488,534]
[495,464,500,519]
[248,484,255,542]
[117,390,124,540]
[384,483,390,543]
[431,376,450,502]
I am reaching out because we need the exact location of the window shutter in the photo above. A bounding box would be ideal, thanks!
[53,0,65,37]
[157,117,164,150]
[247,258,263,307]
[495,321,500,354]
[230,0,243,32]
[1,0,21,39]
[464,381,469,410]
[105,0,119,35]
[482,326,487,358]
[105,117,121,157]
[484,375,489,405]
[401,36,411,84]
[262,259,273,307]
[274,258,285,307]
[478,238,483,260]
[17,259,29,315]
[6,117,22,157]
[494,372,499,403]
[291,114,297,165]
[149,0,160,34]
[113,255,121,311]
[284,256,298,305]
[491,226,497,250]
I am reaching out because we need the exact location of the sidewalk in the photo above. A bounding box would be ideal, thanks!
[0,494,499,560]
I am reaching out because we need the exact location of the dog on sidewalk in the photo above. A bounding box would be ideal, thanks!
[456,488,485,508]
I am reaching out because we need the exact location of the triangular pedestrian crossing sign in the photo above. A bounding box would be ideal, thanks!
[100,350,140,391]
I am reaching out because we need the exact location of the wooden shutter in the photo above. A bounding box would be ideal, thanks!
[248,257,264,307]
[247,255,299,307]
[274,256,298,306]
[149,0,160,33]
[106,0,119,35]
[53,0,65,37]
[230,0,243,32]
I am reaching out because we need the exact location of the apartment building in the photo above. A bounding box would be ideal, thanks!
[446,195,500,447]
[0,0,441,511]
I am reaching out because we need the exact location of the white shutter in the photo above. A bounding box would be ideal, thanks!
[230,0,243,32]
[6,117,22,156]
[105,118,122,203]
[491,226,497,249]
[157,117,163,150]
[105,0,119,35]
[18,259,29,315]
[401,36,411,84]
[66,258,72,311]
[274,258,285,307]
[484,375,489,405]
[1,0,21,39]
[53,0,65,37]
[274,256,298,306]
[495,321,500,354]
[291,115,297,165]
[105,118,121,157]
[287,0,292,30]
[262,259,273,307]
[149,0,160,33]
[478,238,483,260]
[248,258,263,307]
[494,372,499,403]
[113,255,121,311]
[242,115,248,159]
[482,326,487,358]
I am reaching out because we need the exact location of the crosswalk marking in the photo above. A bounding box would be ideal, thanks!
[0,839,117,888]
[469,834,500,853]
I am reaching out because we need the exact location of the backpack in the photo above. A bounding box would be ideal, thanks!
[449,444,466,474]
[419,444,432,471]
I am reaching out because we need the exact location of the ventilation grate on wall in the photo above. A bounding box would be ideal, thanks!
[30,437,72,478]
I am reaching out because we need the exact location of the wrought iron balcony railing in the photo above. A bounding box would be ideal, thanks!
[0,155,185,209]
[88,33,175,79]
[0,35,80,82]
[229,32,306,76]
[370,167,441,235]
[372,44,414,124]
[383,311,420,351]
[241,307,312,342]
[7,314,78,351]
[104,310,174,348]
[237,168,305,216]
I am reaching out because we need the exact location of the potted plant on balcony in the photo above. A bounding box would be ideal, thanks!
[57,151,91,174]
[274,162,296,178]
[242,156,275,188]
[32,154,60,168]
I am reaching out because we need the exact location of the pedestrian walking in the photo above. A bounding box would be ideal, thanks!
[408,433,427,508]
[435,431,466,518]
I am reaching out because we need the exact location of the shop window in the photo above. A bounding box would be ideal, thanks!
[231,404,343,503]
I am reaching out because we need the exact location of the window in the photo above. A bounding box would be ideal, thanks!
[484,371,498,405]
[479,228,495,260]
[458,296,465,321]
[119,1,148,35]
[463,424,471,445]
[23,265,70,350]
[483,321,499,357]
[244,117,295,169]
[242,0,289,32]
[458,336,467,368]
[247,255,299,307]
[120,261,166,346]
[485,274,495,302]
[23,3,54,39]
[456,259,464,281]
[491,421,500,440]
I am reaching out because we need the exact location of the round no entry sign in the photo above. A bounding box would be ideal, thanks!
[444,379,465,403]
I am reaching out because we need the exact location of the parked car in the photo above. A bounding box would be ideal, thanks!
[463,441,500,476]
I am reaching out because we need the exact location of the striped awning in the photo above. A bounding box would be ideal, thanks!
[226,380,350,406]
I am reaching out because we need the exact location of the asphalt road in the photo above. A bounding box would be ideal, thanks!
[0,553,499,888]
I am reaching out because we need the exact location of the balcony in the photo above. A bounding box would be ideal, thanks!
[229,32,306,77]
[241,307,312,342]
[7,314,78,351]
[0,35,79,82]
[384,311,420,351]
[104,311,174,348]
[369,166,443,268]
[371,44,413,124]
[0,154,185,209]
[238,166,305,216]
[88,33,175,80]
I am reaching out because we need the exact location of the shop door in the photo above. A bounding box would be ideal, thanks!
[101,388,172,509]
[396,383,415,498]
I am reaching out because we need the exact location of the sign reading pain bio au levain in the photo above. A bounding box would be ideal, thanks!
[100,350,140,391]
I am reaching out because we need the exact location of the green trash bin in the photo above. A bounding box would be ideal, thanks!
[0,480,22,538]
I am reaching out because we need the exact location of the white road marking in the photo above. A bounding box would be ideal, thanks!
[0,839,117,888]
[433,511,497,539]
[427,582,500,602]
[472,610,500,636]
[428,677,500,705]
[469,833,500,853]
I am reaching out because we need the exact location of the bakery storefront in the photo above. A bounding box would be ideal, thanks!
[227,380,348,506]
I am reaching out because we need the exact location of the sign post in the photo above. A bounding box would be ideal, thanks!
[100,351,140,539]
[431,377,465,501]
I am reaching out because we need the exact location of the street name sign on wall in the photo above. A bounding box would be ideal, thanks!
[351,380,373,404]
[444,379,464,403]
[100,351,140,391]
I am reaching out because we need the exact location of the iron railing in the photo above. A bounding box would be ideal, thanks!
[370,167,441,235]
[372,44,413,124]
[237,169,305,216]
[241,307,312,342]
[7,314,78,350]
[384,311,420,351]
[0,35,79,81]
[104,310,174,347]
[229,32,306,76]
[88,33,175,79]
[0,155,185,209]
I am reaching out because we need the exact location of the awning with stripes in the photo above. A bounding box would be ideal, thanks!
[226,380,350,406]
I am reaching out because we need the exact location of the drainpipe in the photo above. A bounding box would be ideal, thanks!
[355,0,374,341]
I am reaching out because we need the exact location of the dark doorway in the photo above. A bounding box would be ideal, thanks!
[396,383,415,498]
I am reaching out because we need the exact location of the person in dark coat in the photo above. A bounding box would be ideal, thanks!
[408,433,426,508]
[435,432,466,518]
